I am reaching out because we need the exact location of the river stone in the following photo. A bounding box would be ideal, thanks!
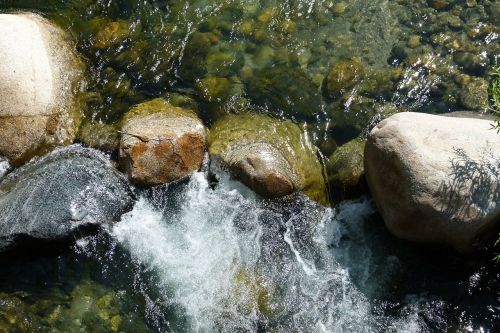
[323,59,365,100]
[365,112,500,252]
[208,114,327,205]
[119,99,206,186]
[0,146,134,253]
[326,137,366,200]
[0,13,86,166]
[459,77,488,111]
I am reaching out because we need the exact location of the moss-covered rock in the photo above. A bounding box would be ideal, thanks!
[209,113,328,205]
[120,98,206,186]
[459,76,488,110]
[326,137,366,200]
[196,76,232,103]
[0,280,150,333]
[93,19,132,49]
[323,59,365,100]
[78,121,120,152]
[328,99,401,137]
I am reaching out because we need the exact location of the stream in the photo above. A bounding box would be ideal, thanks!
[0,0,499,332]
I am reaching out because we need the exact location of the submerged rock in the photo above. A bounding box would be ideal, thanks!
[459,77,488,111]
[365,112,500,252]
[93,19,131,49]
[0,146,134,253]
[119,99,206,186]
[323,59,365,100]
[208,114,327,205]
[0,13,86,166]
[326,137,366,200]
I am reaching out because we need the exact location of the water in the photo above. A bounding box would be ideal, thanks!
[0,0,499,331]
[0,168,499,332]
[110,172,500,332]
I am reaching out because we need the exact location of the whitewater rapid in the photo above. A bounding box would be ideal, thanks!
[112,172,425,332]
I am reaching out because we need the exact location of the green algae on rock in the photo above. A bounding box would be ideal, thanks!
[0,280,150,333]
[120,98,206,186]
[323,59,365,100]
[78,121,121,152]
[209,113,327,205]
[326,137,366,201]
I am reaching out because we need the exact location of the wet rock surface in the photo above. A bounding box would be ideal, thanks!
[119,99,206,186]
[0,146,134,253]
[326,137,366,200]
[0,13,86,166]
[365,112,500,252]
[208,114,327,204]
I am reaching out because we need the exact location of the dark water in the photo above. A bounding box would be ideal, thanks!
[0,0,499,332]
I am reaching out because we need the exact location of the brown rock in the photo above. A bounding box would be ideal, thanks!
[208,114,328,205]
[119,99,206,186]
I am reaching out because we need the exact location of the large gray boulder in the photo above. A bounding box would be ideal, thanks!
[365,112,500,252]
[0,13,86,166]
[0,145,134,252]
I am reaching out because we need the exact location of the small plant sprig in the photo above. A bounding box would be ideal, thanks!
[490,64,500,132]
[490,65,500,263]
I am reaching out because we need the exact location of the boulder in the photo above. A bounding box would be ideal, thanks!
[365,112,500,252]
[208,114,327,205]
[119,99,206,186]
[0,145,134,253]
[0,13,86,166]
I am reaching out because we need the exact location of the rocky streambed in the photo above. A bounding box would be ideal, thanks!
[0,0,499,332]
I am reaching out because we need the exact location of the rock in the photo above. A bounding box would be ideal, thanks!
[429,0,449,10]
[459,77,488,110]
[209,114,327,205]
[119,99,206,186]
[0,146,134,253]
[195,76,232,103]
[0,13,86,166]
[489,2,500,24]
[365,112,500,252]
[330,2,347,16]
[407,35,421,49]
[453,51,488,75]
[326,137,366,200]
[78,121,121,152]
[93,20,131,49]
[323,59,365,100]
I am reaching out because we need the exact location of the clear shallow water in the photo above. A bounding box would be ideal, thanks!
[2,0,498,145]
[0,0,499,332]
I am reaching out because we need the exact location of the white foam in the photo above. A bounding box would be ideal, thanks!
[0,158,9,179]
[113,172,425,332]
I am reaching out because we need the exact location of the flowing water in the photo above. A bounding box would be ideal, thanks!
[0,0,499,332]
